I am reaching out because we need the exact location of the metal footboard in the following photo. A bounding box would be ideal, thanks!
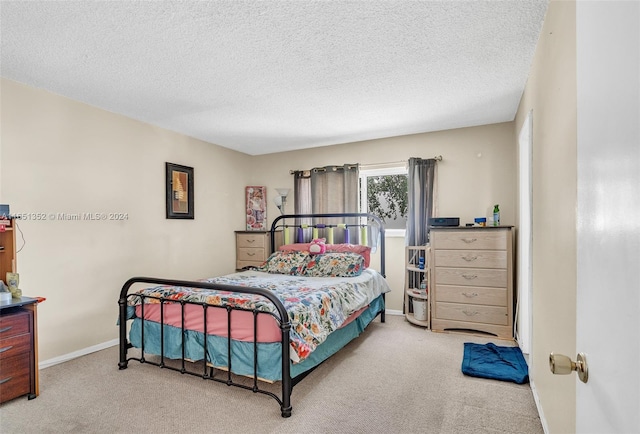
[118,277,293,417]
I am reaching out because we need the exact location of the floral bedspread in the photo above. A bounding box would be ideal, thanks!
[129,269,391,363]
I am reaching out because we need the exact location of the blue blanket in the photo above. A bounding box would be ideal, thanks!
[461,342,529,384]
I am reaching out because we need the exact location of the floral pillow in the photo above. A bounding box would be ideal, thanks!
[326,244,372,268]
[303,252,365,278]
[257,251,311,275]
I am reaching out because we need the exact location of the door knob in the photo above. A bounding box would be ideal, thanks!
[549,352,589,383]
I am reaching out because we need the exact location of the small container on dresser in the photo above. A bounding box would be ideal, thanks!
[0,297,39,403]
[429,226,514,339]
[235,231,282,270]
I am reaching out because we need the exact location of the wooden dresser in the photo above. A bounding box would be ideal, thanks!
[235,231,282,270]
[0,297,39,403]
[430,227,513,339]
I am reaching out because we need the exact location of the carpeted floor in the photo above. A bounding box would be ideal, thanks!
[0,315,543,433]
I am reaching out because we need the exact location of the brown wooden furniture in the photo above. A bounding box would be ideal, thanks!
[430,227,514,339]
[0,219,17,281]
[235,230,282,270]
[0,297,39,403]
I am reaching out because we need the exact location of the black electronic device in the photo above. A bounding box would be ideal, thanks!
[429,217,460,227]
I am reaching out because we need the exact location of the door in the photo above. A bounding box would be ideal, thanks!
[575,2,639,432]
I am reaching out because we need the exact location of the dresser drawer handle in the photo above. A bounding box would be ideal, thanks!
[462,274,478,280]
[461,238,477,244]
[247,252,256,257]
[462,292,478,298]
[462,255,478,262]
[0,326,13,334]
[246,239,256,244]
[462,310,479,317]
[0,345,14,353]
[0,377,13,385]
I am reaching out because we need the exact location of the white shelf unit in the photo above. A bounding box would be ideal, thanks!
[404,245,430,328]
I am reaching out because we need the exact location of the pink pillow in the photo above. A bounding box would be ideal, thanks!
[326,244,371,268]
[279,243,311,252]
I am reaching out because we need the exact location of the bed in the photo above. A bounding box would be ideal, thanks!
[118,213,390,417]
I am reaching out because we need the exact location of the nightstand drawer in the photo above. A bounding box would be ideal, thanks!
[0,311,31,339]
[435,267,507,288]
[435,249,507,269]
[431,230,507,250]
[236,234,267,249]
[0,352,31,402]
[0,333,31,360]
[237,247,267,262]
[435,285,507,306]
[434,302,509,326]
[236,260,265,270]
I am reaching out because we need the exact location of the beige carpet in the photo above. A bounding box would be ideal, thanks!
[0,315,543,434]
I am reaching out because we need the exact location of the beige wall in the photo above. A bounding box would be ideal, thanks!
[251,122,518,311]
[514,1,577,433]
[0,78,251,361]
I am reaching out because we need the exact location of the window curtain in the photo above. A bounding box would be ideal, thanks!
[293,164,359,243]
[406,157,437,246]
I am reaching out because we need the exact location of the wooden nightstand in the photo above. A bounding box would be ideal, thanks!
[235,231,282,270]
[0,297,39,403]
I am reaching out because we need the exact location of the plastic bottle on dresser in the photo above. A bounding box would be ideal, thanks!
[493,204,500,226]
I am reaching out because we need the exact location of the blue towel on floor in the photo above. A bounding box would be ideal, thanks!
[461,342,529,384]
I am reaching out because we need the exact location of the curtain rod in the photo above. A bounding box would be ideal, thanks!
[289,156,442,174]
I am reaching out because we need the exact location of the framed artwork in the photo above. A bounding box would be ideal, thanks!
[245,186,267,231]
[166,162,194,219]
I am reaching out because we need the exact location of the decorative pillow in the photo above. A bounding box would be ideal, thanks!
[279,243,311,252]
[308,238,326,255]
[257,251,311,275]
[303,252,365,277]
[326,244,372,268]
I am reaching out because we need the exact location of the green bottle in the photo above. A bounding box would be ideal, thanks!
[493,204,500,226]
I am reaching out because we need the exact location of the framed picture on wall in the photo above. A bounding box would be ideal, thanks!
[245,186,267,231]
[166,162,194,219]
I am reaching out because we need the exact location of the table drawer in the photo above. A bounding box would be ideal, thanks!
[434,302,509,326]
[0,311,31,339]
[435,285,508,307]
[0,352,31,403]
[435,250,507,269]
[236,234,266,249]
[0,333,31,360]
[237,247,267,262]
[432,230,507,250]
[435,267,507,288]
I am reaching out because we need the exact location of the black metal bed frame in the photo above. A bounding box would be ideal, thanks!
[118,212,385,418]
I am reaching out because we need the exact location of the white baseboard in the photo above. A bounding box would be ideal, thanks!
[529,379,549,434]
[385,309,403,316]
[39,339,119,370]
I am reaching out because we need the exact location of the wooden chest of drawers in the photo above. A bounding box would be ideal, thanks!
[0,304,38,403]
[235,231,282,270]
[430,227,513,339]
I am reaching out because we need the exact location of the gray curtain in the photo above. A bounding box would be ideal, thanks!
[293,164,359,243]
[406,158,437,246]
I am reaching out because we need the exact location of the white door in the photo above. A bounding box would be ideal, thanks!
[575,2,640,432]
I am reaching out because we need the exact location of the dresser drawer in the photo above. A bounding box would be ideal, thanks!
[237,247,268,262]
[236,260,266,270]
[435,267,507,288]
[0,352,31,403]
[0,333,32,360]
[434,249,507,269]
[431,230,507,250]
[0,311,31,339]
[435,285,508,307]
[236,234,267,249]
[434,302,509,326]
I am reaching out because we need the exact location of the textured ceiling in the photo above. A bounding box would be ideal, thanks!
[1,1,548,155]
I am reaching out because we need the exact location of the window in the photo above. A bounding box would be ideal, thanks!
[359,165,408,236]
